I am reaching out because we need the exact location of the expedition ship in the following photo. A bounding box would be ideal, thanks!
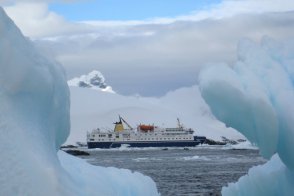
[87,116,206,149]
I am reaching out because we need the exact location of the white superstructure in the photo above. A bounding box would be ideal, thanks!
[87,116,205,148]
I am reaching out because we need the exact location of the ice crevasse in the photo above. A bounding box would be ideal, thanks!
[199,37,294,195]
[0,7,158,196]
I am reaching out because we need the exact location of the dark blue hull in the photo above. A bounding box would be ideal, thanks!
[87,136,206,149]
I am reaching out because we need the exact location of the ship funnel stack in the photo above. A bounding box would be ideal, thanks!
[114,116,124,132]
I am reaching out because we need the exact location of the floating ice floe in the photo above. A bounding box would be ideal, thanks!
[180,155,211,161]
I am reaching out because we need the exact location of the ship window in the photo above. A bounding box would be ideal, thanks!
[90,139,94,141]
[116,135,119,138]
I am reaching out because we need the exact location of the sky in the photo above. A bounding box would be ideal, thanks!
[1,0,294,96]
[49,0,221,21]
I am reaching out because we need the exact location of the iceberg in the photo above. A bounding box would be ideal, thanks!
[199,37,294,195]
[0,7,158,196]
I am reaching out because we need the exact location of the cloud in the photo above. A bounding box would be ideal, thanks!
[2,2,93,38]
[3,0,294,96]
[34,11,294,96]
[178,0,294,20]
[3,0,294,38]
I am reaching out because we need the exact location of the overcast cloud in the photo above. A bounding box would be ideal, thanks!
[2,1,294,96]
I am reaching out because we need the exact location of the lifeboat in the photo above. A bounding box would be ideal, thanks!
[138,124,154,132]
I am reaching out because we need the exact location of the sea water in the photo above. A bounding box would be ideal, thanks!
[82,147,265,196]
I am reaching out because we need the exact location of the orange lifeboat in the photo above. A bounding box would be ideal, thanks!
[138,125,154,132]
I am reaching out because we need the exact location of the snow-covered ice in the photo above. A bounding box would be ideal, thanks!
[0,7,158,196]
[199,37,294,195]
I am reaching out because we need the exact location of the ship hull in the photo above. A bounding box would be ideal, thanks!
[87,137,206,149]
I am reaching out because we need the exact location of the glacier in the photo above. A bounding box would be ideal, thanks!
[0,7,158,196]
[199,37,294,195]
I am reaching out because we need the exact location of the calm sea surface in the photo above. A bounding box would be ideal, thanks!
[82,146,265,196]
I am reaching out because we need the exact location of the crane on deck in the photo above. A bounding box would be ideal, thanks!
[119,115,133,130]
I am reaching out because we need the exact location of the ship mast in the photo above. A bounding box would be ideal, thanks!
[177,118,184,129]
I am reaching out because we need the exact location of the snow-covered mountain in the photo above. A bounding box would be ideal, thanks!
[66,84,246,145]
[68,70,115,93]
